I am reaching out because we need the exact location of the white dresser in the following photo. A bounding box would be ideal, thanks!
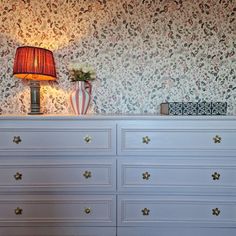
[0,115,235,236]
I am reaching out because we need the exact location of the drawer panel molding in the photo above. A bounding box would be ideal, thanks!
[118,159,236,193]
[0,195,116,226]
[0,122,116,156]
[0,160,116,192]
[118,195,236,226]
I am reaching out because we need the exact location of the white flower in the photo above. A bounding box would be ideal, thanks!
[81,65,90,73]
[68,62,96,81]
[90,71,96,79]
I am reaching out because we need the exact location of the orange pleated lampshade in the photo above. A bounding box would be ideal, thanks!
[13,46,56,81]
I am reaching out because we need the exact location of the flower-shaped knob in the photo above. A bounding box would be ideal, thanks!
[14,207,23,215]
[212,208,220,216]
[83,170,92,179]
[142,208,150,216]
[142,172,151,180]
[212,172,220,180]
[13,136,22,144]
[14,172,22,181]
[213,135,222,144]
[142,136,151,144]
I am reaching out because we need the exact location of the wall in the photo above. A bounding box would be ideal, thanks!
[0,0,235,115]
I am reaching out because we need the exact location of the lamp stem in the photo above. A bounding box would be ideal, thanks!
[28,81,43,115]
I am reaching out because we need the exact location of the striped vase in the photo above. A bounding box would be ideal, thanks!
[70,81,91,115]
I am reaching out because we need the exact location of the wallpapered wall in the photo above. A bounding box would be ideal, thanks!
[0,0,235,115]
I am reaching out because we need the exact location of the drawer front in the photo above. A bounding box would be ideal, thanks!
[0,121,116,156]
[117,227,236,236]
[118,195,236,226]
[118,159,236,193]
[0,159,116,192]
[0,195,116,226]
[0,227,116,236]
[118,121,236,156]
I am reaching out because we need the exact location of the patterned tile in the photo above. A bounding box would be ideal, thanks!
[198,102,212,115]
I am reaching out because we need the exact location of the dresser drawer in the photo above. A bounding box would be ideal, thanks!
[0,227,116,236]
[0,159,116,192]
[118,195,236,226]
[118,121,236,156]
[0,120,116,156]
[118,159,236,193]
[0,195,116,226]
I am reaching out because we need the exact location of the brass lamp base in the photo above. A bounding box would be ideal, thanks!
[28,81,43,115]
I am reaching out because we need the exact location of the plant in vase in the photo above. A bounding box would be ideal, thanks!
[68,62,96,115]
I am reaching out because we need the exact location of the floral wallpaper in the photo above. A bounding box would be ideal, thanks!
[0,0,235,115]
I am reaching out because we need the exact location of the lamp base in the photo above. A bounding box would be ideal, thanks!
[29,81,43,115]
[28,112,43,115]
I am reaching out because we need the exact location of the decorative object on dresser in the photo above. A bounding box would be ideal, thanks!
[13,46,57,115]
[68,62,96,115]
[160,102,227,115]
[0,115,236,236]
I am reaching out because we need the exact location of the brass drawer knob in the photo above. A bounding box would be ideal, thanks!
[142,136,151,144]
[14,207,23,215]
[213,135,222,144]
[84,208,91,214]
[14,172,22,181]
[142,208,150,216]
[212,172,220,180]
[83,170,92,179]
[13,136,22,144]
[84,135,92,143]
[142,171,151,180]
[212,208,220,216]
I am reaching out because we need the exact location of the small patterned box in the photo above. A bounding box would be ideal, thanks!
[160,102,227,115]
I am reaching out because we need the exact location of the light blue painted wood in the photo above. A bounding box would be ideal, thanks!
[0,158,116,192]
[117,119,236,156]
[118,195,236,227]
[0,120,116,156]
[117,157,236,194]
[0,116,236,235]
[0,194,116,226]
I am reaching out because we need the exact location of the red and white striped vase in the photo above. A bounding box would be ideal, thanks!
[70,81,92,115]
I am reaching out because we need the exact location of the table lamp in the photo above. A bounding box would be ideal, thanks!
[13,46,56,115]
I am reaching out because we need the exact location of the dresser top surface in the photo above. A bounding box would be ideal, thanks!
[0,114,236,121]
